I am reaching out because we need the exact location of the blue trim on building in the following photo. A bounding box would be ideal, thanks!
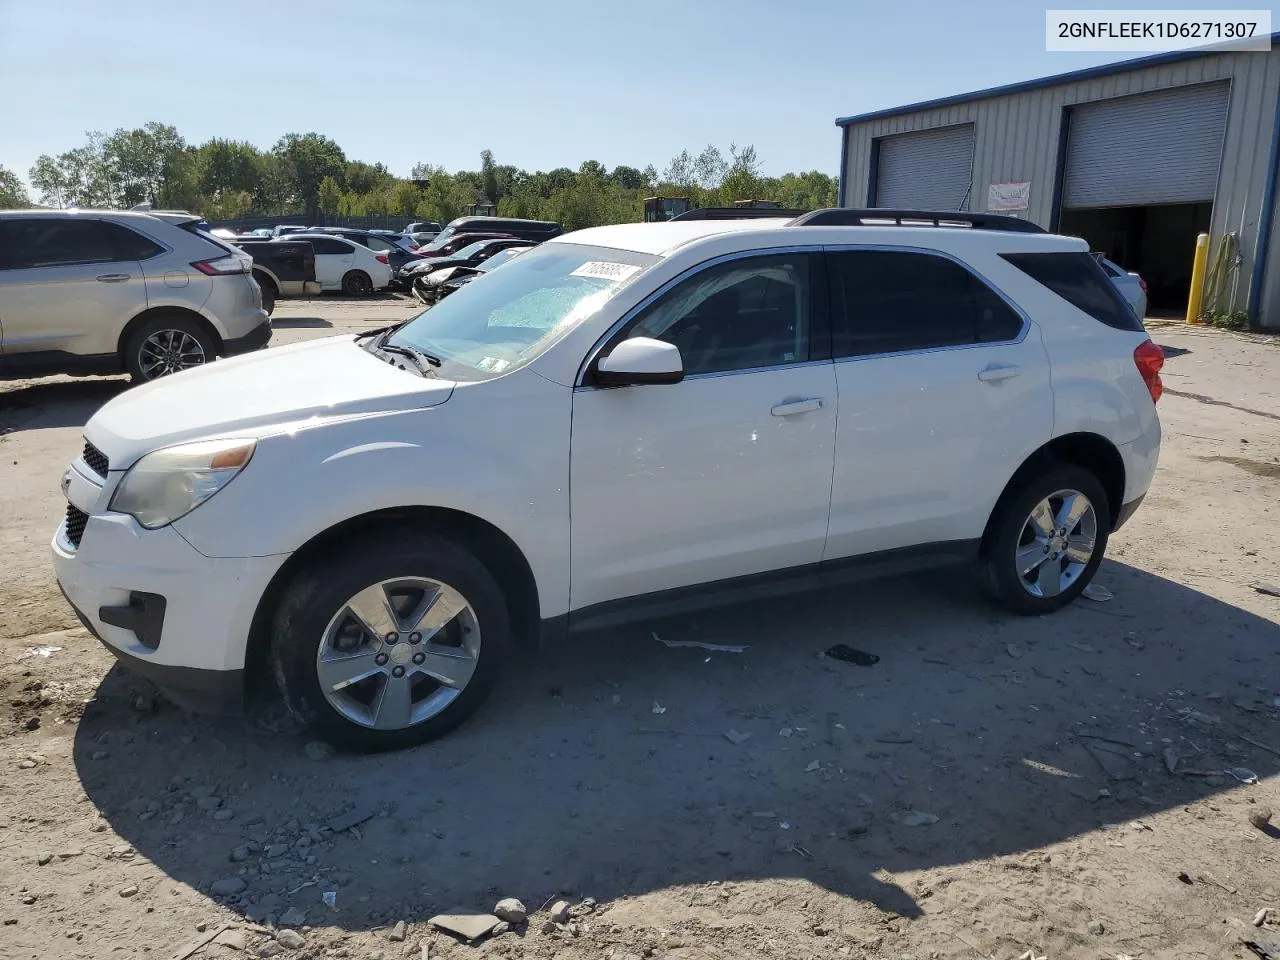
[1247,83,1280,328]
[834,34,1280,127]
[837,128,849,207]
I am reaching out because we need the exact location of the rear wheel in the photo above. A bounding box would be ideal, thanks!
[270,533,510,752]
[255,275,277,315]
[978,465,1110,615]
[124,314,218,383]
[342,270,373,295]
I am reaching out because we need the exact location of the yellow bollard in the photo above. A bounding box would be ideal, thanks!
[1185,232,1210,324]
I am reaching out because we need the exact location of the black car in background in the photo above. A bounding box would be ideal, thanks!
[403,238,536,300]
[417,245,530,305]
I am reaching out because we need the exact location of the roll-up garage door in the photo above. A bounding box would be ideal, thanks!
[1063,82,1229,208]
[873,124,975,210]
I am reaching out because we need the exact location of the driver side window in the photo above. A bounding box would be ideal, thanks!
[626,254,811,376]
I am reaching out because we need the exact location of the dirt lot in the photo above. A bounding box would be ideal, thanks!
[1,300,1279,960]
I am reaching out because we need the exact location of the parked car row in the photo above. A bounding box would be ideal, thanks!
[410,244,530,305]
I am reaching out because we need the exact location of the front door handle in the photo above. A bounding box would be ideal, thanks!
[96,274,130,283]
[771,397,823,417]
[977,364,1022,383]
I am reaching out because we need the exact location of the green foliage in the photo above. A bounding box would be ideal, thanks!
[1202,309,1248,330]
[0,165,29,207]
[19,129,839,231]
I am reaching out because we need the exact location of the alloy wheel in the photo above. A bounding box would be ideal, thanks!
[316,577,481,730]
[1014,488,1098,598]
[138,329,207,379]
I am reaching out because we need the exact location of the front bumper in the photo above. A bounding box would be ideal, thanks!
[224,316,272,356]
[52,475,288,714]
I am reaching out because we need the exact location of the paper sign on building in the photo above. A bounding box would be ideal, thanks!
[987,180,1032,211]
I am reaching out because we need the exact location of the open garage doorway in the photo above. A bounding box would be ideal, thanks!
[1059,203,1210,314]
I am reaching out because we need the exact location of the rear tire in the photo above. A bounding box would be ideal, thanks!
[124,313,218,383]
[342,270,373,296]
[978,464,1111,616]
[256,276,277,315]
[270,532,510,752]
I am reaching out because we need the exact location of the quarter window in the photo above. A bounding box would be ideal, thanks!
[626,254,811,376]
[829,250,1023,358]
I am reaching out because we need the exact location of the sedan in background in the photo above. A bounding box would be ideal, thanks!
[1095,254,1148,320]
[414,245,530,305]
[280,234,393,294]
[397,237,534,293]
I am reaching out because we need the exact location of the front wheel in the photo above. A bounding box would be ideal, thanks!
[270,533,510,752]
[977,465,1111,616]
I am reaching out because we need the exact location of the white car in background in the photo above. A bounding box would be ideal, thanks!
[281,234,392,294]
[1095,254,1148,320]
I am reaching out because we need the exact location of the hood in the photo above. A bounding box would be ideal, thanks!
[87,336,455,468]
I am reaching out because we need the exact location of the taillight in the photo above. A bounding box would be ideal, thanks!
[1134,340,1164,403]
[192,255,249,276]
[375,254,389,264]
[1138,277,1148,293]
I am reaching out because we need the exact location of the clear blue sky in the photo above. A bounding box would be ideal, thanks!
[0,0,1232,188]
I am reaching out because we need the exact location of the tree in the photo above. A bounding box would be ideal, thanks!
[103,122,185,205]
[480,149,499,204]
[273,133,347,219]
[0,166,28,207]
[317,176,343,215]
[693,144,729,190]
[663,149,695,188]
[391,180,421,217]
[720,143,763,203]
[28,155,68,207]
[609,165,647,190]
[346,160,394,195]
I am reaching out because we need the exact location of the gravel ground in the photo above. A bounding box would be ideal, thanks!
[1,303,1278,960]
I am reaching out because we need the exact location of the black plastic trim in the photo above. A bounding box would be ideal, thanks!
[223,319,272,355]
[99,591,167,650]
[561,540,980,634]
[670,207,806,221]
[1114,494,1146,531]
[591,366,684,387]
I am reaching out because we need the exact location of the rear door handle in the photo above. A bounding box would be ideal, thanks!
[771,397,823,417]
[96,274,130,283]
[977,364,1021,383]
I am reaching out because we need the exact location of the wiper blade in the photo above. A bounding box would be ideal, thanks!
[380,342,442,375]
[355,320,408,342]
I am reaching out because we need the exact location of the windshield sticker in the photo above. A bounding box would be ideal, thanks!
[474,356,511,372]
[570,261,641,283]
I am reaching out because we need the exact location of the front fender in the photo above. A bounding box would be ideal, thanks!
[173,372,573,617]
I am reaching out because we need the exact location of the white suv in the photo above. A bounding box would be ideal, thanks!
[52,209,1163,751]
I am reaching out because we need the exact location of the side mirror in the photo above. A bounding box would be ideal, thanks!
[593,337,684,386]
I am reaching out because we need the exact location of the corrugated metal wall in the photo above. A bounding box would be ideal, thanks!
[841,49,1280,326]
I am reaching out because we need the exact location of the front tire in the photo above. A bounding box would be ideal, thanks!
[270,532,510,752]
[124,313,217,383]
[978,464,1111,616]
[342,270,373,296]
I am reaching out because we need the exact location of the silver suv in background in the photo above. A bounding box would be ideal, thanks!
[0,210,271,382]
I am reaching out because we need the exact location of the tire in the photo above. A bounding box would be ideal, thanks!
[977,464,1111,616]
[256,276,277,316]
[270,532,510,752]
[342,270,373,296]
[124,313,218,383]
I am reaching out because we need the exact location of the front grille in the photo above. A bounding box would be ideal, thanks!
[65,504,89,548]
[82,440,109,477]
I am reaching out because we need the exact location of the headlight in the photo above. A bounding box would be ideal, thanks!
[109,438,256,529]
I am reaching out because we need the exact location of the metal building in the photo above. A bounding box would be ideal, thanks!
[836,39,1280,327]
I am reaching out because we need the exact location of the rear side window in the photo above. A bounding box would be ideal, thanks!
[828,250,1024,358]
[0,218,163,269]
[1001,252,1142,331]
[307,237,352,255]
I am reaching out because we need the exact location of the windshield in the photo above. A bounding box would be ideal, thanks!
[450,239,499,260]
[423,226,459,249]
[387,242,657,381]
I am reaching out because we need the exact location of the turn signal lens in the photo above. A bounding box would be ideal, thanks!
[1133,340,1164,403]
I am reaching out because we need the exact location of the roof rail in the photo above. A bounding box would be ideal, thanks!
[670,207,807,221]
[789,208,1047,234]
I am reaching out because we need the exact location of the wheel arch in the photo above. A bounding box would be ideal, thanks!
[981,432,1126,554]
[117,306,224,363]
[244,506,541,686]
[251,267,280,295]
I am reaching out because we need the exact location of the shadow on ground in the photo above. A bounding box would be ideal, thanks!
[269,317,333,329]
[0,378,127,432]
[73,561,1280,931]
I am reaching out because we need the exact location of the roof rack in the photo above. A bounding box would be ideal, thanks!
[670,207,807,221]
[789,208,1046,234]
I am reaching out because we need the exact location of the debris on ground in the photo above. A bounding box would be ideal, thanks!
[1227,767,1260,784]
[549,900,571,923]
[1250,807,1274,831]
[303,740,333,761]
[389,920,407,941]
[1245,936,1280,959]
[322,891,337,909]
[327,803,377,833]
[825,644,879,666]
[1256,908,1272,927]
[493,898,527,923]
[652,631,747,653]
[1082,583,1114,601]
[724,728,752,745]
[1007,642,1024,659]
[275,929,305,949]
[651,702,666,715]
[1252,582,1280,598]
[1088,919,1106,935]
[428,912,500,941]
[23,645,61,658]
[899,811,940,827]
[804,760,821,773]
